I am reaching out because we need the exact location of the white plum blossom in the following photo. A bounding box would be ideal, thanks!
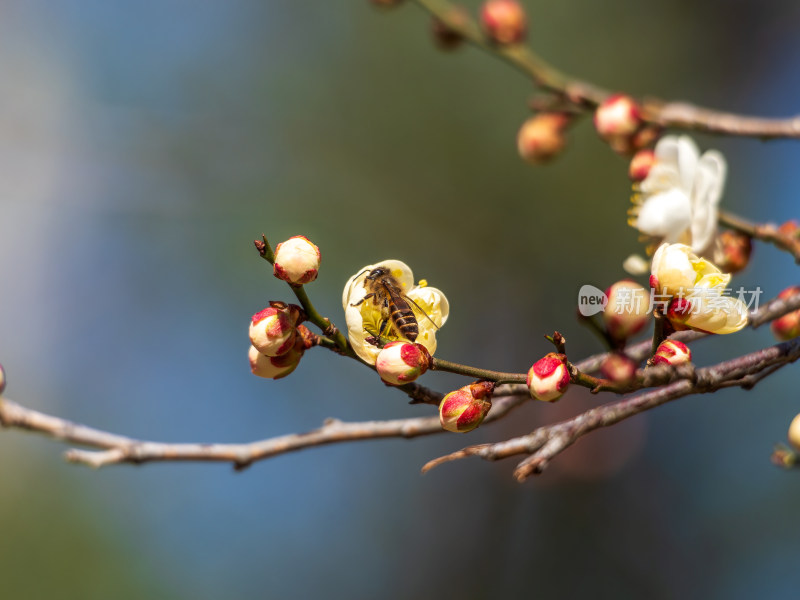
[342,260,449,365]
[650,243,747,335]
[629,135,726,255]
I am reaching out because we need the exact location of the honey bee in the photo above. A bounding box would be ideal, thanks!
[351,266,438,343]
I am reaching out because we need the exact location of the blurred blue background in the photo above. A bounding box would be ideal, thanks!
[1,1,800,598]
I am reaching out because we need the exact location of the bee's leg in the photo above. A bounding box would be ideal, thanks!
[351,292,376,307]
[377,318,388,338]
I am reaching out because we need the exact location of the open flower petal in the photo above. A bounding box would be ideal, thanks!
[343,260,449,365]
[631,135,726,255]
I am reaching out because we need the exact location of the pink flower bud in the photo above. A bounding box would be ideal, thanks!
[594,94,642,142]
[375,341,432,386]
[666,297,693,324]
[629,149,656,181]
[249,302,302,357]
[789,413,800,452]
[603,280,650,341]
[248,337,304,380]
[778,220,799,238]
[431,7,468,51]
[712,230,752,274]
[480,0,527,45]
[771,286,800,341]
[517,113,569,164]
[600,353,637,383]
[273,236,320,285]
[651,339,691,366]
[0,362,6,395]
[439,381,494,433]
[527,353,570,402]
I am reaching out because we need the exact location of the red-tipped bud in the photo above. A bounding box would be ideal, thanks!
[480,0,527,45]
[712,230,753,274]
[439,381,494,433]
[0,362,6,395]
[789,413,800,452]
[248,336,305,380]
[603,280,650,341]
[651,339,691,366]
[594,94,642,146]
[517,113,569,164]
[431,7,468,50]
[666,297,693,324]
[771,286,800,341]
[629,149,656,181]
[273,236,320,285]
[527,353,570,402]
[375,341,432,385]
[600,353,637,383]
[249,302,302,357]
[778,220,800,237]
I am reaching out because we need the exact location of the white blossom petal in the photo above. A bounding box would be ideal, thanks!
[636,189,692,242]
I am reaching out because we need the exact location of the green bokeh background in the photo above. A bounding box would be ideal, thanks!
[1,1,800,598]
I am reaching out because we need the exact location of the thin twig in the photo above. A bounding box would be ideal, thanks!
[413,0,800,140]
[719,210,800,264]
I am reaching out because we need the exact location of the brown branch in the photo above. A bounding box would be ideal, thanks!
[413,0,800,140]
[718,210,800,264]
[423,337,800,480]
[0,391,527,469]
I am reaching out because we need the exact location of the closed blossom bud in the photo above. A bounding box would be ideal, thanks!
[594,94,642,144]
[249,302,303,357]
[0,362,5,395]
[603,280,650,341]
[771,286,800,341]
[273,236,320,285]
[788,413,800,451]
[431,7,468,50]
[248,336,304,380]
[778,220,799,238]
[712,230,752,274]
[629,149,656,181]
[600,353,637,383]
[375,341,432,385]
[527,353,570,402]
[651,339,691,366]
[517,113,569,164]
[439,381,494,433]
[480,0,527,45]
[666,296,693,324]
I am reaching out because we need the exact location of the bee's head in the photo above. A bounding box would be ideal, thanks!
[365,266,389,281]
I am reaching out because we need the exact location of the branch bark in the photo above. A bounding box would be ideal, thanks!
[0,392,526,469]
[415,0,800,140]
[422,337,800,480]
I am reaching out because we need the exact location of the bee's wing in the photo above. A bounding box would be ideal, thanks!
[403,293,440,329]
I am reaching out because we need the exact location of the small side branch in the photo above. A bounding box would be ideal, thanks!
[413,0,800,140]
[423,337,800,480]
